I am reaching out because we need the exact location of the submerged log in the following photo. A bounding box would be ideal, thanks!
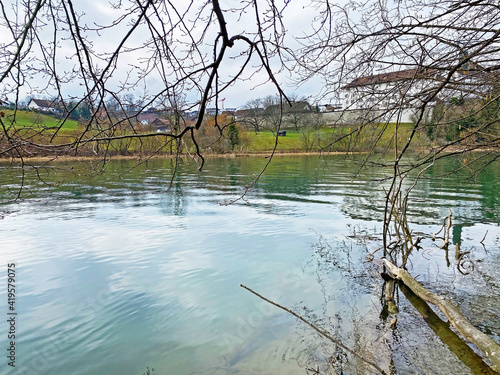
[382,258,500,373]
[399,282,498,375]
[384,279,399,315]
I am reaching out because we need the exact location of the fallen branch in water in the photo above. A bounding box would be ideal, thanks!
[399,282,498,375]
[480,230,489,246]
[240,284,388,375]
[436,210,453,249]
[381,258,500,373]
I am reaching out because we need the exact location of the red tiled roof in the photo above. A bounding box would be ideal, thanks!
[344,68,436,89]
[151,118,170,126]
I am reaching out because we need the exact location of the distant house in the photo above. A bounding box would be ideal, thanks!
[234,109,250,118]
[447,61,499,99]
[151,118,170,132]
[341,68,438,122]
[263,101,312,115]
[137,112,158,125]
[27,99,59,113]
[289,101,312,113]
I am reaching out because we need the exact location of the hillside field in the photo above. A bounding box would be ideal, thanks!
[1,109,79,130]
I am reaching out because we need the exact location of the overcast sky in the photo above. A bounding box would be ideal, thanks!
[0,0,337,108]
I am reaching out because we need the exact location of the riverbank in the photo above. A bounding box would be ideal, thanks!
[0,150,360,164]
[2,146,495,164]
[1,118,495,164]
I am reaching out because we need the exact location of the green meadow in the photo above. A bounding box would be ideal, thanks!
[1,109,79,130]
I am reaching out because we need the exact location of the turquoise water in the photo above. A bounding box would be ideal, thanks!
[0,155,498,374]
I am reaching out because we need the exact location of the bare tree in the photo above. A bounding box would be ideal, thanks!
[240,98,266,132]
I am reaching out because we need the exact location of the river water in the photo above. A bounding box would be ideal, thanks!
[0,155,499,375]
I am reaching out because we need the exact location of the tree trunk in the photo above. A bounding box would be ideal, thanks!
[399,282,498,375]
[382,258,500,373]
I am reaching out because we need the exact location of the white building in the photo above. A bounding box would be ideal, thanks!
[27,99,58,112]
[341,69,437,123]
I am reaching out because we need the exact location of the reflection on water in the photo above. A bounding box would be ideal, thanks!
[0,155,499,375]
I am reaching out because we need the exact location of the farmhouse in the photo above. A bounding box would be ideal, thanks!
[137,112,158,125]
[151,118,170,132]
[27,99,59,113]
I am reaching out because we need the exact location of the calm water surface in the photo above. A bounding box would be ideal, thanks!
[0,155,499,375]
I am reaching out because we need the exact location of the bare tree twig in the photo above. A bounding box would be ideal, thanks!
[240,284,388,374]
[480,230,489,245]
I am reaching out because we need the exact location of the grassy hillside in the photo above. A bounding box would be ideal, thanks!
[1,109,79,130]
[239,122,423,154]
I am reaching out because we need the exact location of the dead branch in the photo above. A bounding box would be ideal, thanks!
[399,282,499,375]
[240,284,388,375]
[439,211,453,249]
[433,216,447,238]
[480,230,489,245]
[455,243,461,260]
[384,279,399,315]
[381,258,500,372]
